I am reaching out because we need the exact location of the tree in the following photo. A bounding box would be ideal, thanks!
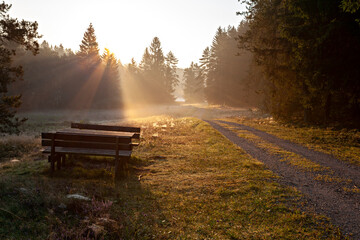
[201,25,254,107]
[183,62,204,103]
[139,37,177,103]
[164,51,179,99]
[239,0,300,119]
[341,0,360,23]
[97,48,122,108]
[102,48,118,69]
[140,47,152,71]
[239,0,360,124]
[204,27,226,104]
[0,2,40,133]
[77,23,100,65]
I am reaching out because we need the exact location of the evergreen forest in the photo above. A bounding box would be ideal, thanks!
[1,0,360,133]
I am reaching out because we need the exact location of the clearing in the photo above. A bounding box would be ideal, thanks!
[0,106,358,239]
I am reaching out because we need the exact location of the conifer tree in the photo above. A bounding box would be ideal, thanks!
[149,37,165,72]
[96,48,121,108]
[139,37,176,103]
[184,62,204,103]
[77,23,100,64]
[0,2,40,133]
[102,48,118,68]
[240,0,360,124]
[199,24,257,107]
[128,58,139,75]
[164,51,179,98]
[140,47,152,72]
[205,27,229,104]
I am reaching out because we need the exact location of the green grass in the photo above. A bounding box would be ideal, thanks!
[221,117,360,166]
[0,116,345,239]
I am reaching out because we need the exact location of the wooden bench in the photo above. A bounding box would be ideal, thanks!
[70,122,141,145]
[41,123,140,178]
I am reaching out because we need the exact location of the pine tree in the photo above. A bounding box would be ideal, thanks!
[140,47,152,72]
[128,58,139,75]
[164,51,179,99]
[0,2,40,133]
[77,23,100,65]
[184,62,204,103]
[240,0,360,124]
[96,48,121,108]
[139,37,176,103]
[205,27,228,105]
[149,37,165,72]
[102,48,118,68]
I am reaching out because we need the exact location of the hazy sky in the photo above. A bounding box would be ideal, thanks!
[7,0,245,68]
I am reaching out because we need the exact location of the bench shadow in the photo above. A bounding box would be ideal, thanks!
[40,155,168,239]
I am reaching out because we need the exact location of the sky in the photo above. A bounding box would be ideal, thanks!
[7,0,246,68]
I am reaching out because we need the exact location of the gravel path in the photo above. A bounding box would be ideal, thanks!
[206,120,360,239]
[217,120,360,187]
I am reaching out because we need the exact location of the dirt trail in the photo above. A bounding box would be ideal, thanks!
[207,120,360,239]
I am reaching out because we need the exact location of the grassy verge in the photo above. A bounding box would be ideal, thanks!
[216,123,326,172]
[216,122,357,191]
[220,117,360,166]
[0,116,344,239]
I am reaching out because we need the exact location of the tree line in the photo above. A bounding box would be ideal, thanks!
[182,23,265,109]
[10,27,181,110]
[121,37,179,106]
[185,0,360,125]
[1,0,181,133]
[237,0,360,124]
[10,23,121,111]
[1,1,360,133]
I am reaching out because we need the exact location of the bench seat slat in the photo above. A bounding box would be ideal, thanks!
[58,129,135,137]
[42,139,132,150]
[71,122,140,133]
[42,147,132,157]
[42,132,131,144]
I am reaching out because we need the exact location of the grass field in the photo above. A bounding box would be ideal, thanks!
[0,115,345,239]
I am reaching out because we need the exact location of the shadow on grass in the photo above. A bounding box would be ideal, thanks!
[0,155,167,239]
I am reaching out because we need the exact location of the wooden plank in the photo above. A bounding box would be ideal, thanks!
[133,133,140,139]
[57,155,61,170]
[115,137,120,179]
[58,128,135,137]
[42,139,133,151]
[42,147,132,157]
[42,132,131,144]
[71,122,140,133]
[51,134,55,172]
[61,155,66,167]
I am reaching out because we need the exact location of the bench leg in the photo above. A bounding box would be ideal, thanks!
[115,156,129,180]
[57,154,61,170]
[115,156,120,179]
[61,155,66,167]
[119,156,128,171]
[50,155,55,173]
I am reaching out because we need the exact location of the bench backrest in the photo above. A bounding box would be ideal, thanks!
[71,122,140,139]
[41,132,132,151]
